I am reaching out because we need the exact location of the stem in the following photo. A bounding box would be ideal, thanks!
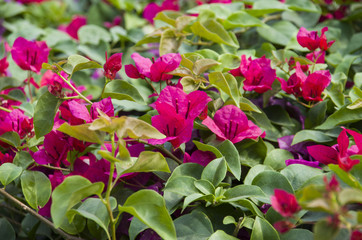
[100,78,110,99]
[105,134,117,240]
[138,140,183,165]
[233,216,245,237]
[62,96,82,100]
[57,73,93,105]
[38,164,70,172]
[262,14,282,23]
[144,78,158,95]
[0,106,11,113]
[27,71,33,103]
[0,188,84,240]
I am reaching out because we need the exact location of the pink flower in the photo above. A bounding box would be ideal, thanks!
[104,16,122,29]
[149,104,193,148]
[152,86,211,120]
[301,69,331,102]
[40,70,71,89]
[1,109,33,138]
[125,53,181,83]
[306,51,325,64]
[143,0,179,24]
[273,220,294,233]
[202,105,264,143]
[64,16,87,40]
[104,53,123,80]
[351,230,362,240]
[278,63,306,96]
[324,175,340,192]
[230,55,276,93]
[270,189,301,218]
[184,150,216,166]
[16,0,47,3]
[297,27,335,51]
[0,56,9,77]
[307,129,360,172]
[285,159,321,169]
[11,37,50,74]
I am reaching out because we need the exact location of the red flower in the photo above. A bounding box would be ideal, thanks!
[103,53,123,80]
[230,55,276,94]
[0,56,9,77]
[65,16,87,40]
[11,37,50,74]
[273,220,295,233]
[143,0,179,24]
[301,69,331,102]
[297,27,335,51]
[324,175,340,192]
[351,230,362,240]
[270,189,301,218]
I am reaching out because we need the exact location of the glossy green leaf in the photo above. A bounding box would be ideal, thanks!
[34,91,62,138]
[0,218,15,240]
[257,21,297,46]
[118,117,165,140]
[224,11,263,29]
[51,176,104,228]
[216,140,241,180]
[67,197,117,239]
[264,149,292,170]
[252,171,294,196]
[244,165,274,185]
[118,151,170,175]
[118,190,176,240]
[286,0,320,12]
[292,130,333,145]
[0,163,22,186]
[159,28,183,56]
[229,199,265,218]
[338,188,362,206]
[0,2,26,18]
[194,179,215,195]
[247,0,287,16]
[305,101,328,129]
[209,230,239,240]
[209,72,239,106]
[201,158,227,187]
[317,106,362,130]
[281,165,323,190]
[164,176,199,196]
[167,163,204,182]
[313,220,340,240]
[182,193,213,211]
[190,19,238,47]
[325,82,344,109]
[102,80,144,103]
[239,97,262,113]
[13,151,34,170]
[193,59,220,75]
[193,141,223,158]
[235,139,267,167]
[78,25,111,45]
[280,229,313,240]
[174,211,213,240]
[250,216,280,240]
[0,89,26,102]
[21,170,51,210]
[264,105,294,127]
[154,11,182,27]
[57,123,104,144]
[62,54,102,75]
[0,131,20,148]
[223,185,267,202]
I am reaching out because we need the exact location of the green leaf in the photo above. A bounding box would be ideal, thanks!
[118,151,170,175]
[57,123,104,144]
[164,176,199,196]
[21,170,51,210]
[62,54,102,75]
[194,179,215,195]
[280,229,313,240]
[213,53,240,72]
[305,101,328,129]
[286,0,320,12]
[209,230,239,240]
[224,11,263,29]
[102,80,144,103]
[281,165,323,191]
[33,91,62,138]
[51,176,104,228]
[159,28,183,56]
[229,199,265,218]
[168,162,204,182]
[0,131,20,148]
[190,19,238,47]
[78,25,112,45]
[174,211,213,240]
[316,106,362,129]
[223,185,267,202]
[13,151,34,170]
[257,21,297,46]
[325,82,345,109]
[1,89,26,102]
[252,171,294,196]
[193,141,223,158]
[313,220,340,240]
[0,163,22,186]
[216,140,241,180]
[264,149,293,170]
[334,55,358,76]
[201,158,227,187]
[0,218,15,240]
[239,97,262,113]
[193,59,220,76]
[246,0,287,16]
[292,130,333,145]
[235,139,267,167]
[67,198,117,239]
[244,165,274,185]
[119,117,165,139]
[209,72,239,106]
[250,216,280,240]
[338,188,362,206]
[154,11,182,27]
[118,189,176,240]
[264,105,294,127]
[328,164,362,189]
[0,2,26,18]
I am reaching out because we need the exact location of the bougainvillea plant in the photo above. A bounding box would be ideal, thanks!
[0,0,361,240]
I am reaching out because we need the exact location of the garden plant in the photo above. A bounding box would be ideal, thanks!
[0,0,362,239]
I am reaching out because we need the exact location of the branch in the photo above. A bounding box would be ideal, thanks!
[0,188,84,240]
[138,140,183,165]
